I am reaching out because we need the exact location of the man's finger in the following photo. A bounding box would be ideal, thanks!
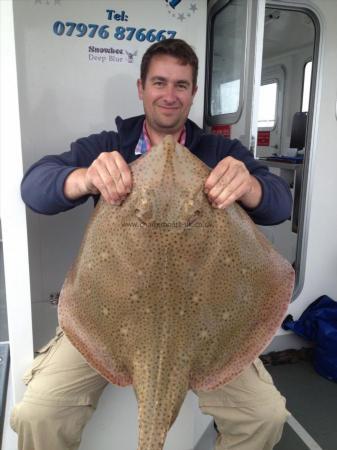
[113,151,133,192]
[204,158,230,192]
[212,178,246,208]
[207,171,237,202]
[93,172,120,204]
[102,152,132,197]
[89,159,121,203]
[104,157,128,197]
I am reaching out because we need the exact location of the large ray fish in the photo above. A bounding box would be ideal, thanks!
[58,135,294,450]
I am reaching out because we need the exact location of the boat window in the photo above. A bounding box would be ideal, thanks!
[258,81,278,129]
[207,0,248,124]
[301,60,312,112]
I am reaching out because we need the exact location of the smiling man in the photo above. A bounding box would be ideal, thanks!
[137,53,197,140]
[14,39,292,450]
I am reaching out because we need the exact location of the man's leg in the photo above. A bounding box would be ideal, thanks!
[195,359,289,450]
[10,328,108,450]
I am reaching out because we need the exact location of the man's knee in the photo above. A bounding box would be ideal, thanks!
[11,399,94,435]
[11,402,34,432]
[11,400,95,450]
[11,401,58,432]
[211,397,289,450]
[252,396,289,430]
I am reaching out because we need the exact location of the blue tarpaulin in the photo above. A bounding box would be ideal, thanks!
[282,295,337,382]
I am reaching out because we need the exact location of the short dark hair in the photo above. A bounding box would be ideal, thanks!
[140,39,198,88]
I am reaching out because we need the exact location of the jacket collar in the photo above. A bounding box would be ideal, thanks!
[115,114,204,159]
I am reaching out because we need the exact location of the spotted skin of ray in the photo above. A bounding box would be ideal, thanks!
[59,135,294,450]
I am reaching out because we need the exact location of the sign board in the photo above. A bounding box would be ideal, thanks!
[211,124,231,139]
[257,130,271,146]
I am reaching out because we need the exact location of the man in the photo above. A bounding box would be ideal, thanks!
[12,39,292,450]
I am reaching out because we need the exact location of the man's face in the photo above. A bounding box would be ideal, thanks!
[137,54,198,135]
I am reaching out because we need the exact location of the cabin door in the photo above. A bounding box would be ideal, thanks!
[206,0,318,298]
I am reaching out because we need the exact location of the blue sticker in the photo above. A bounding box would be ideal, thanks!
[166,0,182,9]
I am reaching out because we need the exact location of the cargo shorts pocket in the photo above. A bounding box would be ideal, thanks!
[252,358,274,386]
[22,327,64,385]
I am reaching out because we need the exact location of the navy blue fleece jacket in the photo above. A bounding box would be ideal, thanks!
[21,115,292,226]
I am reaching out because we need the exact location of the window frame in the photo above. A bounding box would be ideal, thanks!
[205,0,249,125]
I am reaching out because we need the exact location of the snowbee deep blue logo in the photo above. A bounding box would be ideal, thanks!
[88,46,138,64]
[164,0,198,22]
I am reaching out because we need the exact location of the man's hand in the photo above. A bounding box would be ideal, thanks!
[204,156,262,209]
[64,151,132,205]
